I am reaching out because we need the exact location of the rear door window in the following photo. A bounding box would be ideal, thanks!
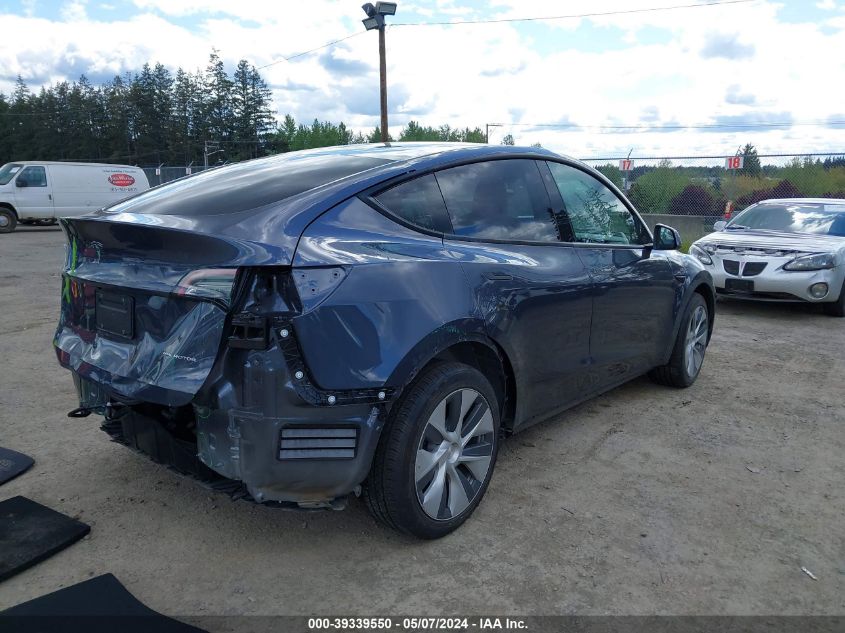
[546,162,647,245]
[435,160,559,243]
[17,166,47,187]
[373,174,452,233]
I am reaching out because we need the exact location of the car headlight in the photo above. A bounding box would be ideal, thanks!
[782,253,837,271]
[689,244,713,265]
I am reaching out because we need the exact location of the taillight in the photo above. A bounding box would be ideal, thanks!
[176,268,238,303]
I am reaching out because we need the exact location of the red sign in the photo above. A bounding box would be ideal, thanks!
[619,159,633,172]
[108,173,135,187]
[725,156,744,170]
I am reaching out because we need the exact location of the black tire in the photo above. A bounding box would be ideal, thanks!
[649,293,710,388]
[363,362,500,539]
[0,208,17,234]
[823,280,845,317]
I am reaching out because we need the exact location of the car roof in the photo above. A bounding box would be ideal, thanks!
[104,142,567,218]
[91,142,580,247]
[757,198,845,205]
[262,141,563,166]
[4,161,139,169]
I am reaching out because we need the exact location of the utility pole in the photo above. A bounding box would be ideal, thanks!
[485,123,502,144]
[362,3,397,143]
[379,25,388,142]
[204,140,222,170]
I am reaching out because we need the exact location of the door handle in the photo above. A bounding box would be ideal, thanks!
[674,273,687,283]
[483,272,513,281]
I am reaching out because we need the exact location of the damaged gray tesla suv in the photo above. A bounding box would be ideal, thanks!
[56,143,715,538]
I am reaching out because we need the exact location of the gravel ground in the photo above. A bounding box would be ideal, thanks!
[0,227,843,618]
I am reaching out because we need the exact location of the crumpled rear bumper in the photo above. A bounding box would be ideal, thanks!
[70,316,392,506]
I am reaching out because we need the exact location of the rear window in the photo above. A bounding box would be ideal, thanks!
[435,160,558,242]
[107,153,391,217]
[374,174,452,233]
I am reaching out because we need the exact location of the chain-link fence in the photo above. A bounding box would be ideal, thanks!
[580,153,845,217]
[141,165,218,187]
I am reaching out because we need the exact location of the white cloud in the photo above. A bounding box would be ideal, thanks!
[61,0,88,21]
[0,0,844,157]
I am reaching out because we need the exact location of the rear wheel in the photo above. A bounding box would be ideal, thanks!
[649,293,709,388]
[823,280,845,317]
[0,208,16,234]
[363,362,500,539]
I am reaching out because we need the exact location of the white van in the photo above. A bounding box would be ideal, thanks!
[0,161,150,233]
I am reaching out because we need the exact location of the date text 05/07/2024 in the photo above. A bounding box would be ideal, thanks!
[307,617,528,630]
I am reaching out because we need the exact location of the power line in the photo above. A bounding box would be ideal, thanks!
[488,120,845,131]
[255,31,366,70]
[391,0,756,27]
[581,152,845,161]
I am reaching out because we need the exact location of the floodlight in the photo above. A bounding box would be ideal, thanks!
[375,2,397,15]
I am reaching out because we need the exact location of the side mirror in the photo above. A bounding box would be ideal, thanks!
[654,223,682,251]
[15,178,28,188]
[713,220,727,231]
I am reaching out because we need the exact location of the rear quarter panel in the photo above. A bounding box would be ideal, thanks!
[292,197,479,391]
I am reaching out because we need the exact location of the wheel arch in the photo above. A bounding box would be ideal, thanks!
[385,320,518,433]
[659,271,715,365]
[690,275,716,341]
[0,202,18,219]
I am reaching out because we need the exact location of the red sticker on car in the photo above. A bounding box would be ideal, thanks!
[108,173,135,187]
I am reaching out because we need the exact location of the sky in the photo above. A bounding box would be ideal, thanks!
[1,0,844,159]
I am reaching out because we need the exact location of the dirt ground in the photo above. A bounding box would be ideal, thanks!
[0,227,843,618]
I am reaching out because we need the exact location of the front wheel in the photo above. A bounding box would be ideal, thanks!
[649,293,710,388]
[0,208,17,234]
[363,362,500,539]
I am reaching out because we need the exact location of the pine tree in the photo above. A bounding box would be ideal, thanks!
[169,68,200,164]
[232,59,275,160]
[199,50,233,156]
[741,143,762,178]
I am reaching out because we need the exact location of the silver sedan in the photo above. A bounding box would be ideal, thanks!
[690,198,845,316]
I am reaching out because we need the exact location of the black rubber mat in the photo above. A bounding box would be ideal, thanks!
[0,496,90,582]
[0,447,34,485]
[0,573,208,632]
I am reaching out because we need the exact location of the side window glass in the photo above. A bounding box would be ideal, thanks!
[546,162,645,245]
[374,173,452,233]
[18,166,48,187]
[435,160,559,243]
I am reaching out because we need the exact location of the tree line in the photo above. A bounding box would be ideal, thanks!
[0,51,493,166]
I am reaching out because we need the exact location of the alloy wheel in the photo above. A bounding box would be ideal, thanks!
[684,305,708,377]
[414,388,495,521]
